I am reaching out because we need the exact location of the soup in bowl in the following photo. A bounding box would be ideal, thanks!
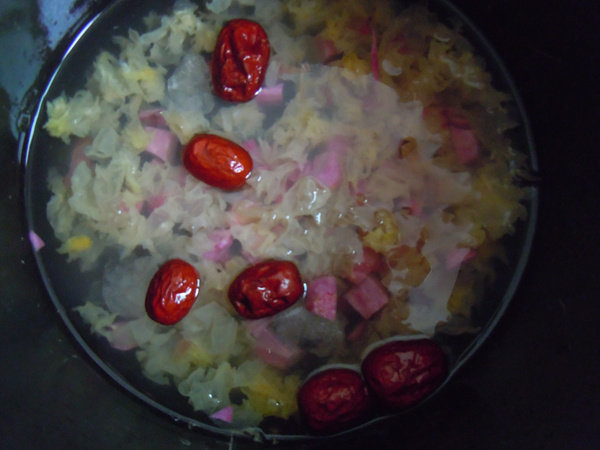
[24,0,536,439]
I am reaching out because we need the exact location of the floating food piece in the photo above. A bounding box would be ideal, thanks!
[345,247,384,285]
[144,127,178,162]
[66,138,92,185]
[303,136,347,190]
[62,235,92,253]
[28,230,45,252]
[106,322,137,351]
[202,229,234,263]
[361,339,447,410]
[343,275,389,320]
[145,259,200,325]
[362,210,400,253]
[212,19,270,102]
[228,260,303,319]
[247,318,303,369]
[138,108,167,128]
[305,276,338,321]
[182,133,253,190]
[210,405,234,423]
[298,367,371,433]
[255,83,284,107]
[450,126,479,164]
[445,247,476,270]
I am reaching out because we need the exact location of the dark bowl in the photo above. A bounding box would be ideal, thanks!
[17,0,538,443]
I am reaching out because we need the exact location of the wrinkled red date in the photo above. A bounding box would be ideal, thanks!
[183,134,253,190]
[361,339,447,409]
[298,368,371,433]
[145,259,200,325]
[228,260,303,319]
[212,19,270,102]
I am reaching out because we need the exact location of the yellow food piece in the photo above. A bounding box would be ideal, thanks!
[386,245,431,287]
[123,67,157,83]
[469,225,487,246]
[338,52,370,75]
[63,235,92,252]
[44,97,70,139]
[398,136,418,158]
[174,340,213,367]
[241,368,300,419]
[456,164,528,241]
[123,123,151,152]
[363,210,400,252]
[192,28,217,53]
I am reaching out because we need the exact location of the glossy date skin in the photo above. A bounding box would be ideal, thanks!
[361,339,447,409]
[182,134,253,190]
[228,260,304,319]
[212,19,270,102]
[145,259,201,325]
[298,368,371,433]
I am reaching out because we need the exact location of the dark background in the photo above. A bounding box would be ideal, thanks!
[1,0,598,448]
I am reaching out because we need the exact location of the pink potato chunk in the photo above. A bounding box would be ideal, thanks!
[210,406,234,423]
[139,108,168,128]
[306,276,338,321]
[202,229,234,263]
[144,127,178,162]
[446,248,476,270]
[450,126,479,164]
[343,275,389,319]
[304,136,348,190]
[255,83,284,107]
[28,230,45,252]
[246,319,302,369]
[346,247,382,284]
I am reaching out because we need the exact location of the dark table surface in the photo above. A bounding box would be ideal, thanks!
[1,0,598,448]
